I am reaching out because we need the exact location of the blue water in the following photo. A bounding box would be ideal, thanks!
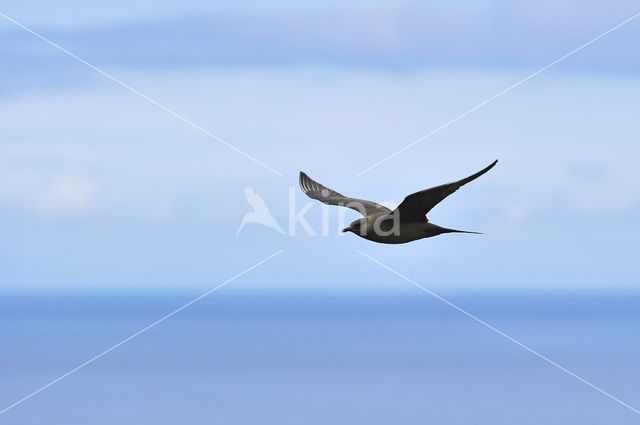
[1,293,639,424]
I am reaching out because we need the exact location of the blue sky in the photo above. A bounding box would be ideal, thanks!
[1,0,639,292]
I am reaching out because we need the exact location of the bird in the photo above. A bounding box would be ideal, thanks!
[299,160,497,244]
[236,186,284,235]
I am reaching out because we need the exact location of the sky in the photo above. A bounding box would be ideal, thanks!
[1,0,639,293]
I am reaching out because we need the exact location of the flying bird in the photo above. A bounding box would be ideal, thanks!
[299,160,497,244]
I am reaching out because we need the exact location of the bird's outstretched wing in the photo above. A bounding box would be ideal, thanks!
[392,160,498,223]
[299,172,391,217]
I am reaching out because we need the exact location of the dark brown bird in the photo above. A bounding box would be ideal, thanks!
[299,160,497,244]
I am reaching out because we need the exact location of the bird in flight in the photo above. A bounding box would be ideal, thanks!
[299,160,497,244]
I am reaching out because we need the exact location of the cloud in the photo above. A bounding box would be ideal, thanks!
[0,169,98,217]
[1,59,639,291]
[1,0,639,96]
[38,174,98,216]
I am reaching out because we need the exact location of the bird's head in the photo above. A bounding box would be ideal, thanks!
[342,218,366,235]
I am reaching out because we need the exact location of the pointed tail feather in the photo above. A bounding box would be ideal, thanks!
[441,227,483,235]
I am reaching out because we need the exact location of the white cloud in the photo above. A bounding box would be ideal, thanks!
[37,174,98,216]
[0,170,98,217]
[1,65,639,291]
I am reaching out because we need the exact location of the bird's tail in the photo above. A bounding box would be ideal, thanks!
[440,227,483,235]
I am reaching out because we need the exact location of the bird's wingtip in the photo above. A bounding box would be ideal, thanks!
[299,171,309,191]
[481,159,498,173]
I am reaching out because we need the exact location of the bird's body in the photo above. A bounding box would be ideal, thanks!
[299,160,497,244]
[351,216,477,244]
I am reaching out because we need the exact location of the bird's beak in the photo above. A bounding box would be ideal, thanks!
[342,227,351,233]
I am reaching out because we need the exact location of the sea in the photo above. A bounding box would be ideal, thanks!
[1,293,639,424]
